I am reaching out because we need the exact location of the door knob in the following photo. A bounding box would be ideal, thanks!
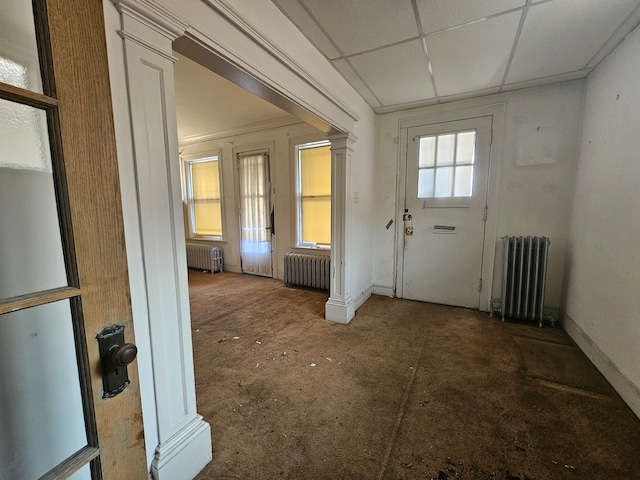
[110,343,137,367]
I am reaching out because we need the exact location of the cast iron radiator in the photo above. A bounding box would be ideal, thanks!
[501,236,550,326]
[283,253,330,291]
[185,243,223,273]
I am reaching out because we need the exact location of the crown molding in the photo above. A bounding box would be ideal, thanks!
[178,115,304,147]
[112,0,189,40]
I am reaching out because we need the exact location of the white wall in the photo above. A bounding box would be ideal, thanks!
[375,81,585,312]
[348,106,377,304]
[563,25,640,416]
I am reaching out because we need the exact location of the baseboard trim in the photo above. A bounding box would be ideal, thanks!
[563,313,640,419]
[325,286,372,324]
[151,415,212,479]
[372,284,394,297]
[352,286,373,313]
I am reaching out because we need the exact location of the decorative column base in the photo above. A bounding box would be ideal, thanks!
[151,415,212,480]
[326,286,372,324]
[325,297,354,324]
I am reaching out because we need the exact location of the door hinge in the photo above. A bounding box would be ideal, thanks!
[483,205,488,222]
[478,278,483,292]
[489,129,493,145]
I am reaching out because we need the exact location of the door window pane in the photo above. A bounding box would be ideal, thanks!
[417,130,477,199]
[417,169,434,198]
[435,166,453,197]
[0,301,88,479]
[418,136,435,167]
[454,165,474,197]
[436,134,455,166]
[0,99,67,299]
[0,1,43,93]
[68,464,91,480]
[456,132,476,165]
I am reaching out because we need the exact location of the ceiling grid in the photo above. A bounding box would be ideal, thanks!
[272,0,640,112]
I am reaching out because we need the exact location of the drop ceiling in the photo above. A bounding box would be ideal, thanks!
[273,0,640,113]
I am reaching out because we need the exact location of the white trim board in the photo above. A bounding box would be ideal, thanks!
[179,116,303,146]
[563,314,640,419]
[372,284,394,297]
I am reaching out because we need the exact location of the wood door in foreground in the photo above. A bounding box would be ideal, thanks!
[0,0,146,478]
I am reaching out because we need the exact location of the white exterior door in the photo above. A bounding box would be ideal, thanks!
[401,116,492,308]
[238,151,273,277]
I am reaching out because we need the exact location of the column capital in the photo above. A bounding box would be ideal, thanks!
[327,131,358,151]
[112,0,189,43]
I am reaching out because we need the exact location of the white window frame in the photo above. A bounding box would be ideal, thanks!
[182,152,224,241]
[294,139,331,250]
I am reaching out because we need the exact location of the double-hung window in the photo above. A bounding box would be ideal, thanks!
[184,155,223,239]
[295,140,331,248]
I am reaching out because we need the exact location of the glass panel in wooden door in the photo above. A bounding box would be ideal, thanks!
[0,98,67,298]
[0,0,43,93]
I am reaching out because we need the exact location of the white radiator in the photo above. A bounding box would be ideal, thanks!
[501,236,550,326]
[284,253,330,291]
[185,243,223,273]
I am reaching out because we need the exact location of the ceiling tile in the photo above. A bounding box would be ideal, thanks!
[348,40,434,106]
[416,0,526,33]
[272,0,341,59]
[428,11,521,97]
[332,59,382,107]
[299,0,418,56]
[506,0,640,84]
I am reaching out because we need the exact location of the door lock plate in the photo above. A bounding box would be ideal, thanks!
[405,226,414,236]
[97,325,137,398]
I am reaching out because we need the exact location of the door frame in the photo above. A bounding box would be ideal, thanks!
[394,103,506,311]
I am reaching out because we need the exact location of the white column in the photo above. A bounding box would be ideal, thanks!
[110,1,212,479]
[325,132,358,324]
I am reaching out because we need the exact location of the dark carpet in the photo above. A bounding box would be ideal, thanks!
[189,271,640,480]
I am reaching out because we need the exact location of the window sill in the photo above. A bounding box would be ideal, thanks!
[188,236,225,243]
[293,245,331,253]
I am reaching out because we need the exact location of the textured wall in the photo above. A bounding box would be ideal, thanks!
[375,80,585,311]
[564,25,640,393]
